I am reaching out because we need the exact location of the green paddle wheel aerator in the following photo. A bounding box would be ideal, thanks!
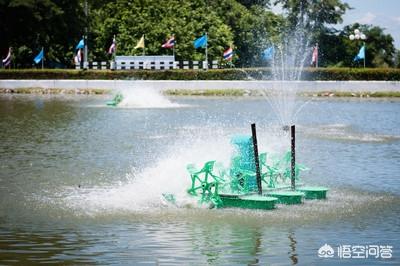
[106,93,124,107]
[180,124,328,210]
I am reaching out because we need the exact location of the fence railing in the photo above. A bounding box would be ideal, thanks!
[75,60,219,70]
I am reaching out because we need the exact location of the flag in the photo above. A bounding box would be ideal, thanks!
[74,49,82,64]
[135,35,145,49]
[108,36,116,54]
[2,47,11,67]
[76,38,84,50]
[223,47,233,61]
[311,45,318,65]
[193,35,207,49]
[262,46,274,60]
[33,48,44,64]
[162,35,175,48]
[353,45,365,61]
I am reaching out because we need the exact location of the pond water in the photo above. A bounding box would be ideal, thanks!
[0,93,399,265]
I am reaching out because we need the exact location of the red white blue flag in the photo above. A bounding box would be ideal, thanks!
[108,36,116,54]
[223,47,233,61]
[162,35,175,48]
[311,44,318,66]
[74,48,82,64]
[2,47,11,67]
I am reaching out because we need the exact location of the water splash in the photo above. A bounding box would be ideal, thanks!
[59,132,235,214]
[117,87,182,108]
[301,124,400,143]
[48,126,295,215]
[262,24,313,126]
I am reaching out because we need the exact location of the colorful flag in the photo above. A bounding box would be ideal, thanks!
[76,38,84,50]
[135,35,145,49]
[33,48,44,64]
[193,35,207,49]
[262,46,274,60]
[108,36,116,54]
[223,47,233,61]
[311,44,318,65]
[162,35,175,48]
[2,47,11,67]
[74,49,82,64]
[353,45,365,61]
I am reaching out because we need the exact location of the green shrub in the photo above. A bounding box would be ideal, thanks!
[0,68,399,80]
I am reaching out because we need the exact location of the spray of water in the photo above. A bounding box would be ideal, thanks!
[261,17,314,127]
[117,86,181,108]
[56,125,297,215]
[60,131,235,213]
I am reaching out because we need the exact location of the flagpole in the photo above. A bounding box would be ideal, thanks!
[143,35,145,56]
[113,35,116,59]
[84,0,88,69]
[113,35,116,70]
[172,34,176,59]
[363,42,366,68]
[205,32,208,70]
[41,47,44,70]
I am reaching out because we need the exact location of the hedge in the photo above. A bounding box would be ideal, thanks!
[0,68,400,80]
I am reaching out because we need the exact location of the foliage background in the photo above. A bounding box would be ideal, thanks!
[0,0,398,68]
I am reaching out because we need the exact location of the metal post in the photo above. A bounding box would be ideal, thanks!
[251,123,262,195]
[291,125,296,191]
[84,0,88,69]
[41,47,44,69]
[84,37,88,68]
[316,43,318,68]
[113,35,116,70]
[363,42,366,68]
[143,34,145,56]
[205,32,208,70]
[79,47,83,69]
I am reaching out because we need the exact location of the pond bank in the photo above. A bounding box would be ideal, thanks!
[1,80,400,92]
[2,87,400,98]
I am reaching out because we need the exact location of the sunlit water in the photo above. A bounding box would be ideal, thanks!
[0,94,399,265]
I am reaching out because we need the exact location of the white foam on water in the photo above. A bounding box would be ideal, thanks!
[302,124,400,143]
[60,132,238,215]
[117,87,182,108]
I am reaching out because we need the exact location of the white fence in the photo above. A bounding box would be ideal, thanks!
[75,58,219,70]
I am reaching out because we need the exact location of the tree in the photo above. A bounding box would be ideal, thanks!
[340,24,395,67]
[274,0,349,32]
[395,50,400,68]
[208,0,283,66]
[0,0,85,68]
[273,0,350,63]
[90,0,234,62]
[236,0,270,8]
[315,27,346,67]
[317,23,396,67]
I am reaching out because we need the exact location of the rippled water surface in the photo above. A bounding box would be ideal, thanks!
[0,94,399,265]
